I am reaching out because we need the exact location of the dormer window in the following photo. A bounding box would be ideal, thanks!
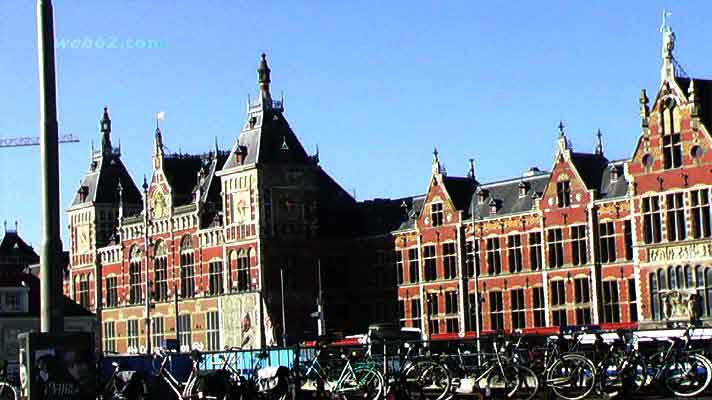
[478,189,489,204]
[556,181,570,207]
[431,203,444,227]
[518,181,529,197]
[610,166,620,182]
[489,199,498,215]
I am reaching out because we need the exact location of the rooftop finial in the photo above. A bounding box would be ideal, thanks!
[595,129,604,155]
[660,10,676,82]
[142,175,148,192]
[100,106,112,155]
[258,53,272,107]
[468,158,475,179]
[432,147,441,175]
[154,111,165,157]
[558,120,565,137]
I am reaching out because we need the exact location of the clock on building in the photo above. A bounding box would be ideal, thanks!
[152,191,167,219]
[77,224,90,252]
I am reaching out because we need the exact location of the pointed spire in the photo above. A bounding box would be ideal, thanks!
[154,111,165,159]
[640,89,650,128]
[468,158,475,180]
[100,106,112,155]
[258,53,273,108]
[432,147,441,175]
[660,10,676,82]
[595,129,604,155]
[142,175,148,192]
[557,121,569,152]
[558,120,565,137]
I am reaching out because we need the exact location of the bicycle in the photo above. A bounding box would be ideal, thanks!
[302,346,384,400]
[591,330,647,398]
[642,325,712,397]
[390,341,453,400]
[223,349,291,400]
[99,360,150,400]
[0,360,18,400]
[540,329,596,400]
[153,349,232,400]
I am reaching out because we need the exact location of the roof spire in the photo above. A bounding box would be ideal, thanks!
[432,147,441,175]
[258,53,273,108]
[557,121,569,152]
[558,120,565,137]
[154,111,165,159]
[660,10,676,82]
[100,106,112,155]
[468,158,476,180]
[595,129,604,155]
[640,89,650,128]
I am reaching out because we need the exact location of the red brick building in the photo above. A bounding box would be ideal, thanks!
[395,24,712,339]
[67,22,712,351]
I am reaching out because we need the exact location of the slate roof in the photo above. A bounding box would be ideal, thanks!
[676,77,712,132]
[570,152,610,191]
[162,151,228,208]
[598,160,630,200]
[223,108,311,170]
[471,172,550,220]
[70,152,142,209]
[0,231,39,271]
[442,176,477,216]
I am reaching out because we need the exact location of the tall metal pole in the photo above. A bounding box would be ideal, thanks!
[280,267,287,346]
[317,260,326,337]
[37,0,63,334]
[142,178,151,354]
[174,285,180,351]
[470,182,482,361]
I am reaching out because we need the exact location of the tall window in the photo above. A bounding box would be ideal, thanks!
[486,237,502,275]
[465,240,480,278]
[178,314,192,350]
[129,247,142,305]
[427,293,439,316]
[396,251,404,285]
[445,291,458,314]
[507,235,523,273]
[208,260,223,295]
[691,190,712,239]
[153,242,168,301]
[624,221,633,261]
[446,318,459,334]
[533,287,545,327]
[570,225,587,266]
[78,274,90,308]
[206,311,221,351]
[547,228,564,268]
[642,197,663,244]
[628,278,638,322]
[431,203,444,227]
[424,245,437,281]
[127,319,139,351]
[662,104,682,169]
[180,236,195,298]
[574,278,591,325]
[529,232,542,271]
[408,248,420,283]
[103,321,116,353]
[511,289,526,330]
[706,268,712,317]
[468,293,483,331]
[650,273,660,320]
[489,291,504,331]
[399,299,406,322]
[411,298,421,322]
[152,317,165,350]
[443,243,457,279]
[106,276,118,307]
[598,222,617,263]
[237,249,250,292]
[557,181,571,207]
[551,280,567,327]
[666,193,686,241]
[602,281,621,323]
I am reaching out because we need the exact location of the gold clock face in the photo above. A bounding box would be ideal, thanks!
[152,191,166,219]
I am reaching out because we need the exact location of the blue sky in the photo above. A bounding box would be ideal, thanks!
[2,1,712,247]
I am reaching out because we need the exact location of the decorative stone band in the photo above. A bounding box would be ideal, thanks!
[648,242,712,264]
[660,290,698,321]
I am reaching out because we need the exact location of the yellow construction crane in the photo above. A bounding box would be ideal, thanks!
[0,134,80,148]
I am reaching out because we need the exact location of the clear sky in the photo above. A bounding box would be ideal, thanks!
[2,1,712,248]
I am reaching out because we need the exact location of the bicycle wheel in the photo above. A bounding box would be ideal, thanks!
[546,354,595,400]
[0,383,17,400]
[663,353,712,397]
[485,364,520,399]
[598,353,647,398]
[335,367,383,400]
[512,365,539,400]
[401,360,452,400]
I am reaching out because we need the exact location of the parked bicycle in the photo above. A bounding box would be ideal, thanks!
[300,346,383,400]
[99,360,150,400]
[153,349,232,400]
[540,329,596,400]
[0,360,18,400]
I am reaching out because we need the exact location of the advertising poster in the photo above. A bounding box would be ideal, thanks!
[19,332,95,400]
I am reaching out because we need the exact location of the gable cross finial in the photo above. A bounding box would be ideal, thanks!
[468,158,475,180]
[432,147,441,175]
[595,129,604,155]
[558,121,565,137]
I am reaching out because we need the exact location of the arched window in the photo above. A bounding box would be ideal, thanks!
[228,251,238,292]
[180,236,195,298]
[696,265,706,318]
[237,249,250,292]
[650,272,659,320]
[661,100,682,169]
[668,267,677,290]
[658,269,667,291]
[676,265,684,289]
[685,265,693,288]
[154,241,168,301]
[129,246,142,305]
